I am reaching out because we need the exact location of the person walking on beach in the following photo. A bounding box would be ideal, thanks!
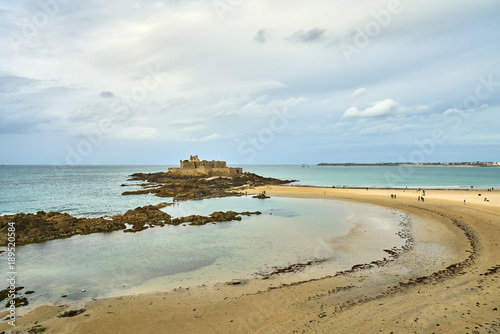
[464,199,466,205]
[418,196,420,201]
[421,197,424,202]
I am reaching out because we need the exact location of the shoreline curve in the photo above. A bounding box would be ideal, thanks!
[1,186,498,333]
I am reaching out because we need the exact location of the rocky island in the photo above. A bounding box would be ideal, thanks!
[122,155,294,200]
[0,156,288,246]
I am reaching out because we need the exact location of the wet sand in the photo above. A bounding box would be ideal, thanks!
[1,187,499,333]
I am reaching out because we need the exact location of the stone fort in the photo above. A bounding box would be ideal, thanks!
[168,155,243,175]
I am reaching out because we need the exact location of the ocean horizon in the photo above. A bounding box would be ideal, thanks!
[2,164,499,217]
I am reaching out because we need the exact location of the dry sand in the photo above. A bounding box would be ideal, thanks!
[1,187,499,333]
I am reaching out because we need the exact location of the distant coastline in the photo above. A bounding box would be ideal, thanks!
[318,161,500,167]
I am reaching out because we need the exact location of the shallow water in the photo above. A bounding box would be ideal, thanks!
[0,165,432,313]
[2,165,499,216]
[0,196,406,312]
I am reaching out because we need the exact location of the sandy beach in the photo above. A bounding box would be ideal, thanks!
[2,186,499,333]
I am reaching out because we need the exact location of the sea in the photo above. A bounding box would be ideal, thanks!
[1,164,499,311]
[2,164,499,216]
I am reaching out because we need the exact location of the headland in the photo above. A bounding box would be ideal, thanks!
[318,161,500,167]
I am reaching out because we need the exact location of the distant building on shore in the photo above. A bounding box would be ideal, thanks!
[168,155,243,175]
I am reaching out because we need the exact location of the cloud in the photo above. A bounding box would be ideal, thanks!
[1,1,499,164]
[442,104,489,117]
[346,88,366,100]
[109,126,159,140]
[358,123,418,135]
[0,75,40,93]
[333,121,350,128]
[254,29,271,44]
[288,27,327,43]
[343,99,430,119]
[99,91,114,98]
[199,133,221,142]
[343,99,399,118]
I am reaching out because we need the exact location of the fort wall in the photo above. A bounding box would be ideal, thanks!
[168,155,243,175]
[167,167,243,175]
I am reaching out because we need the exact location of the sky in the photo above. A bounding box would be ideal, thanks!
[0,0,499,165]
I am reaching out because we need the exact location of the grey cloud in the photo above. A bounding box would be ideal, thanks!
[288,27,327,44]
[254,29,271,44]
[99,91,114,98]
[1,1,499,164]
[0,75,39,93]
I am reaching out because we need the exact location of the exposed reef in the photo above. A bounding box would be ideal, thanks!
[170,211,261,227]
[0,206,261,246]
[57,309,86,318]
[121,171,294,201]
[0,211,126,246]
[256,258,328,280]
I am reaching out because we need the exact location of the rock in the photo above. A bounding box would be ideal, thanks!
[253,193,270,199]
[5,296,29,308]
[58,308,86,317]
[0,211,127,246]
[122,172,293,201]
[172,211,261,226]
[0,286,24,302]
[0,208,261,246]
[116,205,172,228]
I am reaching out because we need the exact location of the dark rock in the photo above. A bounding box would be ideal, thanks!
[0,211,127,246]
[0,207,261,245]
[5,296,28,308]
[0,286,24,302]
[58,308,85,317]
[122,172,293,201]
[172,211,260,226]
[113,205,171,231]
[257,259,328,279]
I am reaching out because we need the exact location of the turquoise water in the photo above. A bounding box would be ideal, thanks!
[0,196,405,310]
[1,165,499,216]
[243,165,500,189]
[0,165,168,216]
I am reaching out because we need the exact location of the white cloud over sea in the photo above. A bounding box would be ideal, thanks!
[0,0,499,164]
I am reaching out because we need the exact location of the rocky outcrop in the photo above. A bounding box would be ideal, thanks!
[171,211,261,226]
[115,205,172,232]
[253,193,270,199]
[0,207,262,245]
[0,171,285,246]
[122,172,293,201]
[0,211,126,245]
[57,309,86,317]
